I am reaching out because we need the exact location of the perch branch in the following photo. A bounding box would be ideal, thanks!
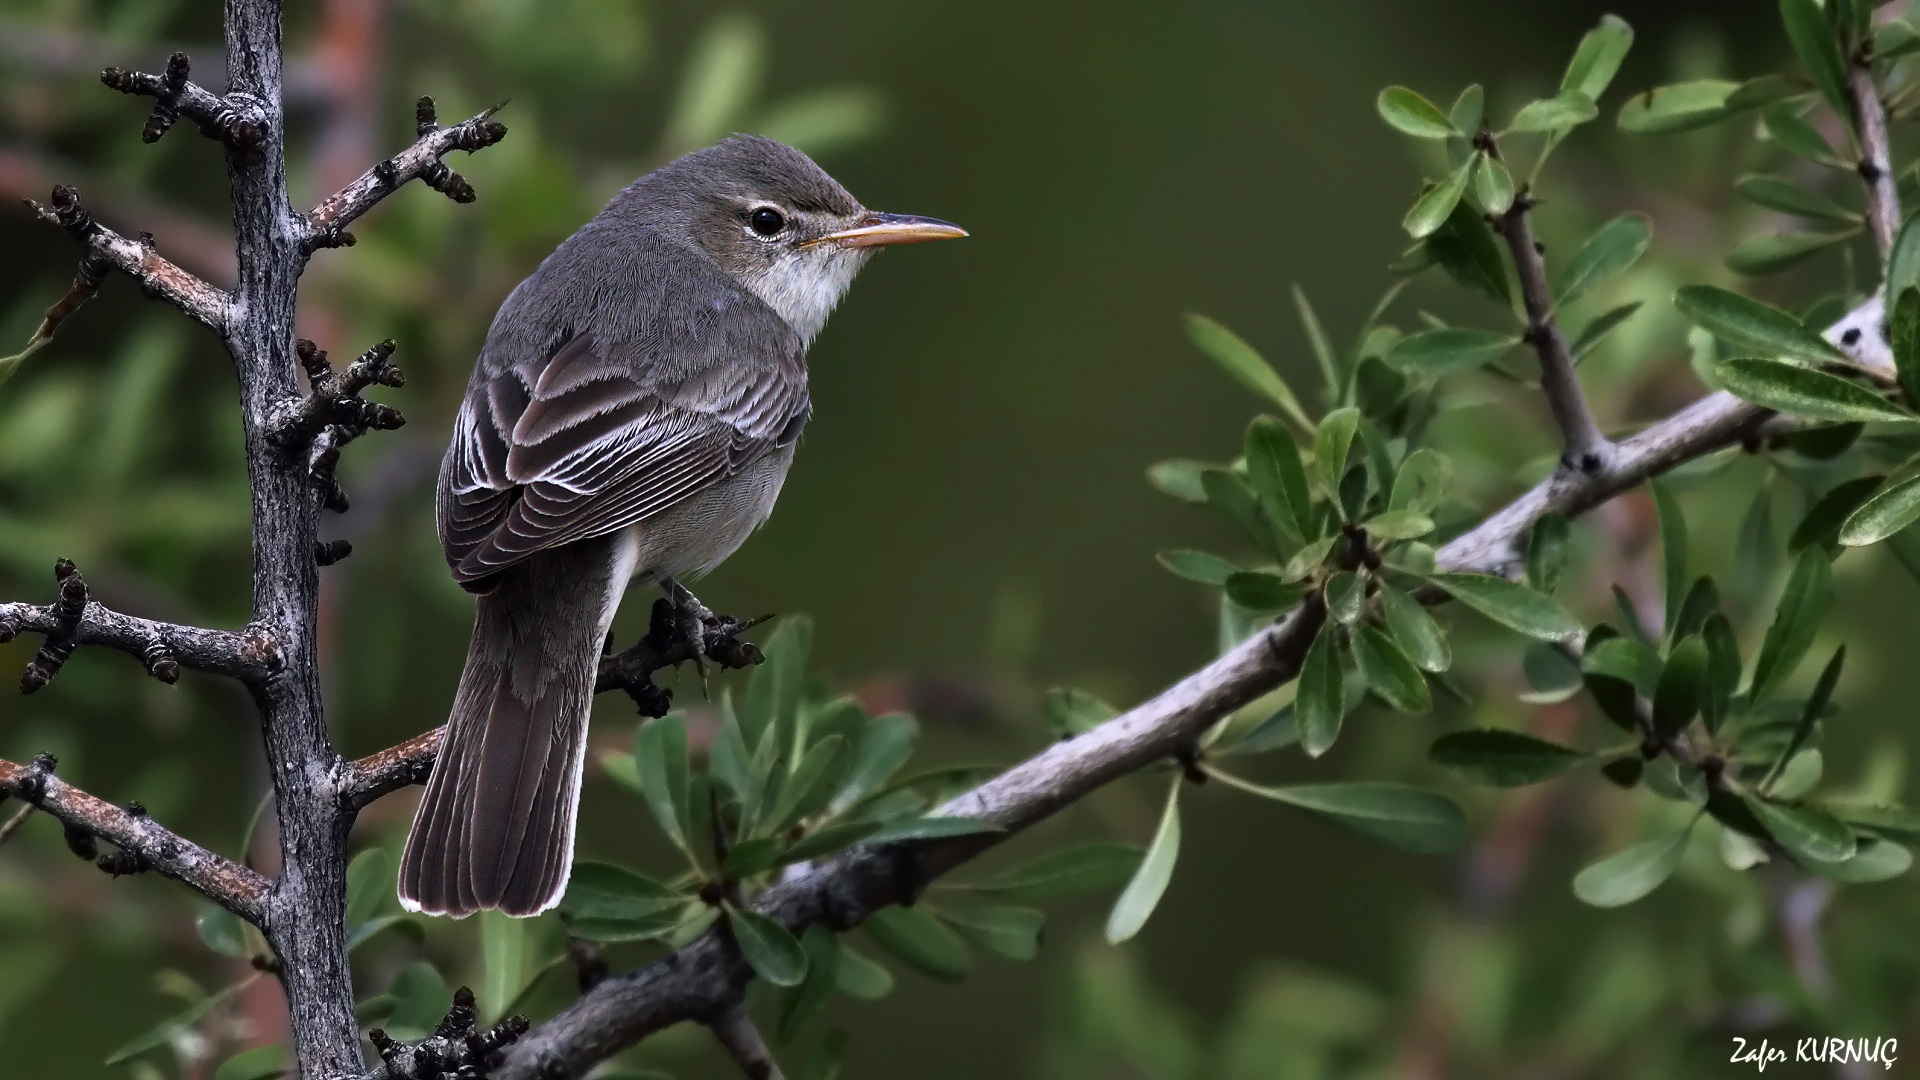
[0,754,270,921]
[489,295,1890,1080]
[710,1006,787,1080]
[1847,61,1900,259]
[0,561,273,687]
[304,98,507,250]
[1496,192,1612,472]
[366,986,531,1080]
[25,184,231,333]
[99,51,267,148]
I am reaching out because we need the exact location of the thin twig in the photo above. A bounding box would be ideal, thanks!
[0,755,270,921]
[0,802,34,846]
[304,97,507,249]
[1847,62,1900,259]
[710,1006,787,1080]
[0,562,273,686]
[99,51,268,148]
[24,184,231,333]
[1497,192,1613,472]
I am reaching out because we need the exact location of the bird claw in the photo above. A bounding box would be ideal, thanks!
[648,578,769,699]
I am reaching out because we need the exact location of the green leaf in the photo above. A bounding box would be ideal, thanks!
[1734,174,1859,223]
[1716,357,1913,424]
[1281,536,1338,582]
[1763,104,1842,164]
[1428,572,1582,641]
[1245,416,1313,538]
[1561,14,1635,100]
[1702,613,1740,734]
[560,862,682,922]
[1224,571,1303,613]
[1041,687,1117,739]
[1380,585,1450,673]
[1384,327,1518,376]
[1751,548,1834,700]
[867,904,971,981]
[1650,480,1687,639]
[743,617,812,751]
[1672,575,1720,643]
[1185,314,1314,430]
[479,911,528,1024]
[1725,230,1859,275]
[1748,798,1856,862]
[1810,836,1913,882]
[1324,571,1364,624]
[1231,780,1467,853]
[1156,549,1239,585]
[1146,459,1210,503]
[1426,201,1511,305]
[1296,624,1347,757]
[778,926,843,1041]
[1828,803,1920,840]
[1893,286,1920,406]
[1791,476,1884,552]
[1520,640,1584,704]
[830,712,917,814]
[1840,473,1920,546]
[1202,468,1277,552]
[198,906,248,959]
[1313,407,1361,504]
[1558,214,1652,305]
[1527,512,1571,596]
[1363,509,1434,541]
[767,735,849,833]
[1507,91,1599,133]
[1105,777,1182,943]
[1766,646,1845,791]
[1429,729,1589,786]
[1449,83,1485,134]
[1376,86,1456,138]
[1572,827,1692,907]
[1652,636,1708,738]
[635,715,694,855]
[1583,635,1664,696]
[1472,154,1515,214]
[862,815,1003,844]
[834,942,895,1000]
[1389,449,1452,516]
[1779,0,1849,116]
[729,907,809,987]
[1353,624,1431,713]
[382,962,453,1042]
[1570,302,1643,360]
[1890,217,1920,306]
[213,1046,286,1080]
[937,904,1045,962]
[967,842,1144,902]
[346,848,395,929]
[1616,79,1740,134]
[1287,285,1343,399]
[1403,157,1476,239]
[801,1033,846,1080]
[1673,285,1845,362]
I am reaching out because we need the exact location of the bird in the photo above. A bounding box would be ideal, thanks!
[398,134,965,917]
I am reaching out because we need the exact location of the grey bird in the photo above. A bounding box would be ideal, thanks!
[398,135,964,917]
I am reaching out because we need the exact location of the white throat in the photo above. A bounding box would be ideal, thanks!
[739,246,869,344]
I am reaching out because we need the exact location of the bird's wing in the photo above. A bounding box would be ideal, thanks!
[439,327,809,583]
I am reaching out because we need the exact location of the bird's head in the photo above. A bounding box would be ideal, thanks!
[654,134,965,342]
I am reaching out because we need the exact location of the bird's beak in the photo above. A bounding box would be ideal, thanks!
[805,211,968,249]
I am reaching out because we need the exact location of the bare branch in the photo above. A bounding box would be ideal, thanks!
[341,727,442,812]
[494,294,1891,1080]
[1497,192,1613,472]
[100,51,268,148]
[304,97,507,250]
[365,986,530,1080]
[24,184,231,333]
[0,753,270,922]
[1847,61,1900,259]
[0,561,271,687]
[710,1006,787,1080]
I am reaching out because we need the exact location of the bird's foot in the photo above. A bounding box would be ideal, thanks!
[651,577,769,695]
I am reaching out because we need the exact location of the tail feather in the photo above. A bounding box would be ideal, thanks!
[399,535,622,917]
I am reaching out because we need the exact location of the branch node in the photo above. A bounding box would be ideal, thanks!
[240,625,286,673]
[100,55,267,148]
[21,560,88,693]
[315,539,354,567]
[141,636,180,684]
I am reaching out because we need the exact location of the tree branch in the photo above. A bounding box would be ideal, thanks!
[1847,61,1900,259]
[0,560,274,687]
[100,51,268,148]
[709,1006,787,1080]
[491,294,1889,1080]
[304,97,507,250]
[1496,192,1612,472]
[0,754,271,921]
[24,184,231,334]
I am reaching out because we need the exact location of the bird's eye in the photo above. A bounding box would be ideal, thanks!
[749,207,786,237]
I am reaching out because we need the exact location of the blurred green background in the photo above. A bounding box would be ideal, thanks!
[3,0,1918,1077]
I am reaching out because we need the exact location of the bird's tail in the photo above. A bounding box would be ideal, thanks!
[399,535,626,917]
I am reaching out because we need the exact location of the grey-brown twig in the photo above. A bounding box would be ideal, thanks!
[1847,61,1900,258]
[100,51,268,148]
[366,986,531,1080]
[24,184,231,333]
[1497,192,1613,473]
[0,754,270,921]
[710,1006,787,1080]
[304,97,507,250]
[0,561,270,687]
